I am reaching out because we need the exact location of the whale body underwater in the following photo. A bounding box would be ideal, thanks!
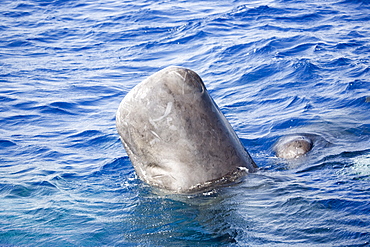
[116,66,312,193]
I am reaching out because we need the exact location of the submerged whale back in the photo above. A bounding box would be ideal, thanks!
[116,66,257,193]
[274,135,313,159]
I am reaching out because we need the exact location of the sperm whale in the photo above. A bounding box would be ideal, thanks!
[116,66,257,193]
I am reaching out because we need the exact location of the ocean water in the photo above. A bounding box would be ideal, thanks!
[1,0,369,245]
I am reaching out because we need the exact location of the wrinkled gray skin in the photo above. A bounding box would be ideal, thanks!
[116,66,257,193]
[273,135,313,159]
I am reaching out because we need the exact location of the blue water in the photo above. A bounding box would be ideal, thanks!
[1,0,370,245]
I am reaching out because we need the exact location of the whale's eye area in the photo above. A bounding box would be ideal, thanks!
[147,162,158,168]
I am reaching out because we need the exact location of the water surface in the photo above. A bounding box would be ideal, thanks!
[1,0,369,246]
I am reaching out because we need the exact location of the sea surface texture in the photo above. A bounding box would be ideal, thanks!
[1,0,370,246]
